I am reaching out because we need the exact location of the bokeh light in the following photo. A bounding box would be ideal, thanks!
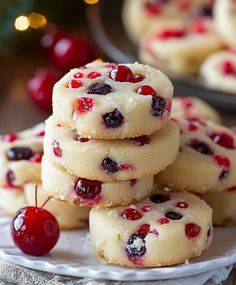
[15,16,29,31]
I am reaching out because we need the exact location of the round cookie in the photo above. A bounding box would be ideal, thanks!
[52,61,173,139]
[203,187,236,226]
[0,123,44,187]
[90,191,212,267]
[200,50,236,94]
[44,116,180,181]
[172,96,221,123]
[24,183,90,230]
[214,0,236,48]
[41,156,154,207]
[122,0,205,44]
[139,17,223,76]
[156,118,236,193]
[0,186,27,216]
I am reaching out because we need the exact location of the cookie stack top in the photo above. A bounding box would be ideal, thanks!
[52,61,173,139]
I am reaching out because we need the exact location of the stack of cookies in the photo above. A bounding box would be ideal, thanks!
[42,61,213,267]
[0,124,89,230]
[157,96,236,227]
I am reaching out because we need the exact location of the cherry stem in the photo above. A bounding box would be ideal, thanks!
[35,185,38,208]
[40,197,51,209]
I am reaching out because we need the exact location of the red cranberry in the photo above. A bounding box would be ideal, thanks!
[1,134,18,142]
[150,194,170,203]
[6,170,16,187]
[221,61,235,75]
[185,223,201,238]
[191,19,207,34]
[27,70,60,111]
[151,96,166,117]
[213,155,231,169]
[130,179,137,186]
[141,205,152,212]
[40,27,66,54]
[52,140,62,158]
[188,123,198,131]
[129,74,145,83]
[157,29,186,40]
[158,217,170,224]
[165,211,183,220]
[176,202,188,209]
[87,71,101,79]
[122,208,143,221]
[208,132,235,149]
[180,97,193,108]
[30,153,43,163]
[67,80,83,89]
[7,147,33,161]
[227,186,236,192]
[136,85,157,96]
[110,65,133,82]
[145,2,161,15]
[11,206,60,256]
[37,131,45,137]
[102,109,124,128]
[187,139,214,155]
[73,72,83,79]
[131,136,151,147]
[75,178,102,199]
[125,234,146,259]
[75,98,94,113]
[119,163,134,171]
[76,135,90,143]
[137,224,150,237]
[101,157,119,174]
[87,83,112,95]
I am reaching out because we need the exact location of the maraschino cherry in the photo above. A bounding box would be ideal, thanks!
[11,186,60,256]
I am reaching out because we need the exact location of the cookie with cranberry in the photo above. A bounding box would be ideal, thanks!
[139,17,223,76]
[172,97,221,123]
[203,187,236,226]
[52,61,173,139]
[90,191,212,267]
[200,50,236,94]
[0,186,27,216]
[44,116,179,181]
[0,123,44,188]
[24,183,90,230]
[214,0,236,48]
[122,0,205,44]
[156,118,236,193]
[41,156,153,208]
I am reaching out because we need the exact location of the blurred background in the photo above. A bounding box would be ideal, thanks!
[0,0,235,134]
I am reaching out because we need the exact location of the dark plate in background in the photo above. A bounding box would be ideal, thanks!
[87,0,236,112]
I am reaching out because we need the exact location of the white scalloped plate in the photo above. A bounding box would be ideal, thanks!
[0,211,236,281]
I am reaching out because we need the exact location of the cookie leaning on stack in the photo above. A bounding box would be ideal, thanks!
[0,124,90,230]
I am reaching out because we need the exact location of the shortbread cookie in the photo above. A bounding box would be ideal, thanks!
[200,50,236,94]
[172,97,221,123]
[41,156,154,207]
[156,118,236,193]
[90,191,212,267]
[0,186,27,216]
[139,17,223,76]
[24,183,90,230]
[0,123,44,187]
[52,61,173,139]
[214,0,236,48]
[203,187,236,226]
[44,116,180,181]
[122,0,204,43]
